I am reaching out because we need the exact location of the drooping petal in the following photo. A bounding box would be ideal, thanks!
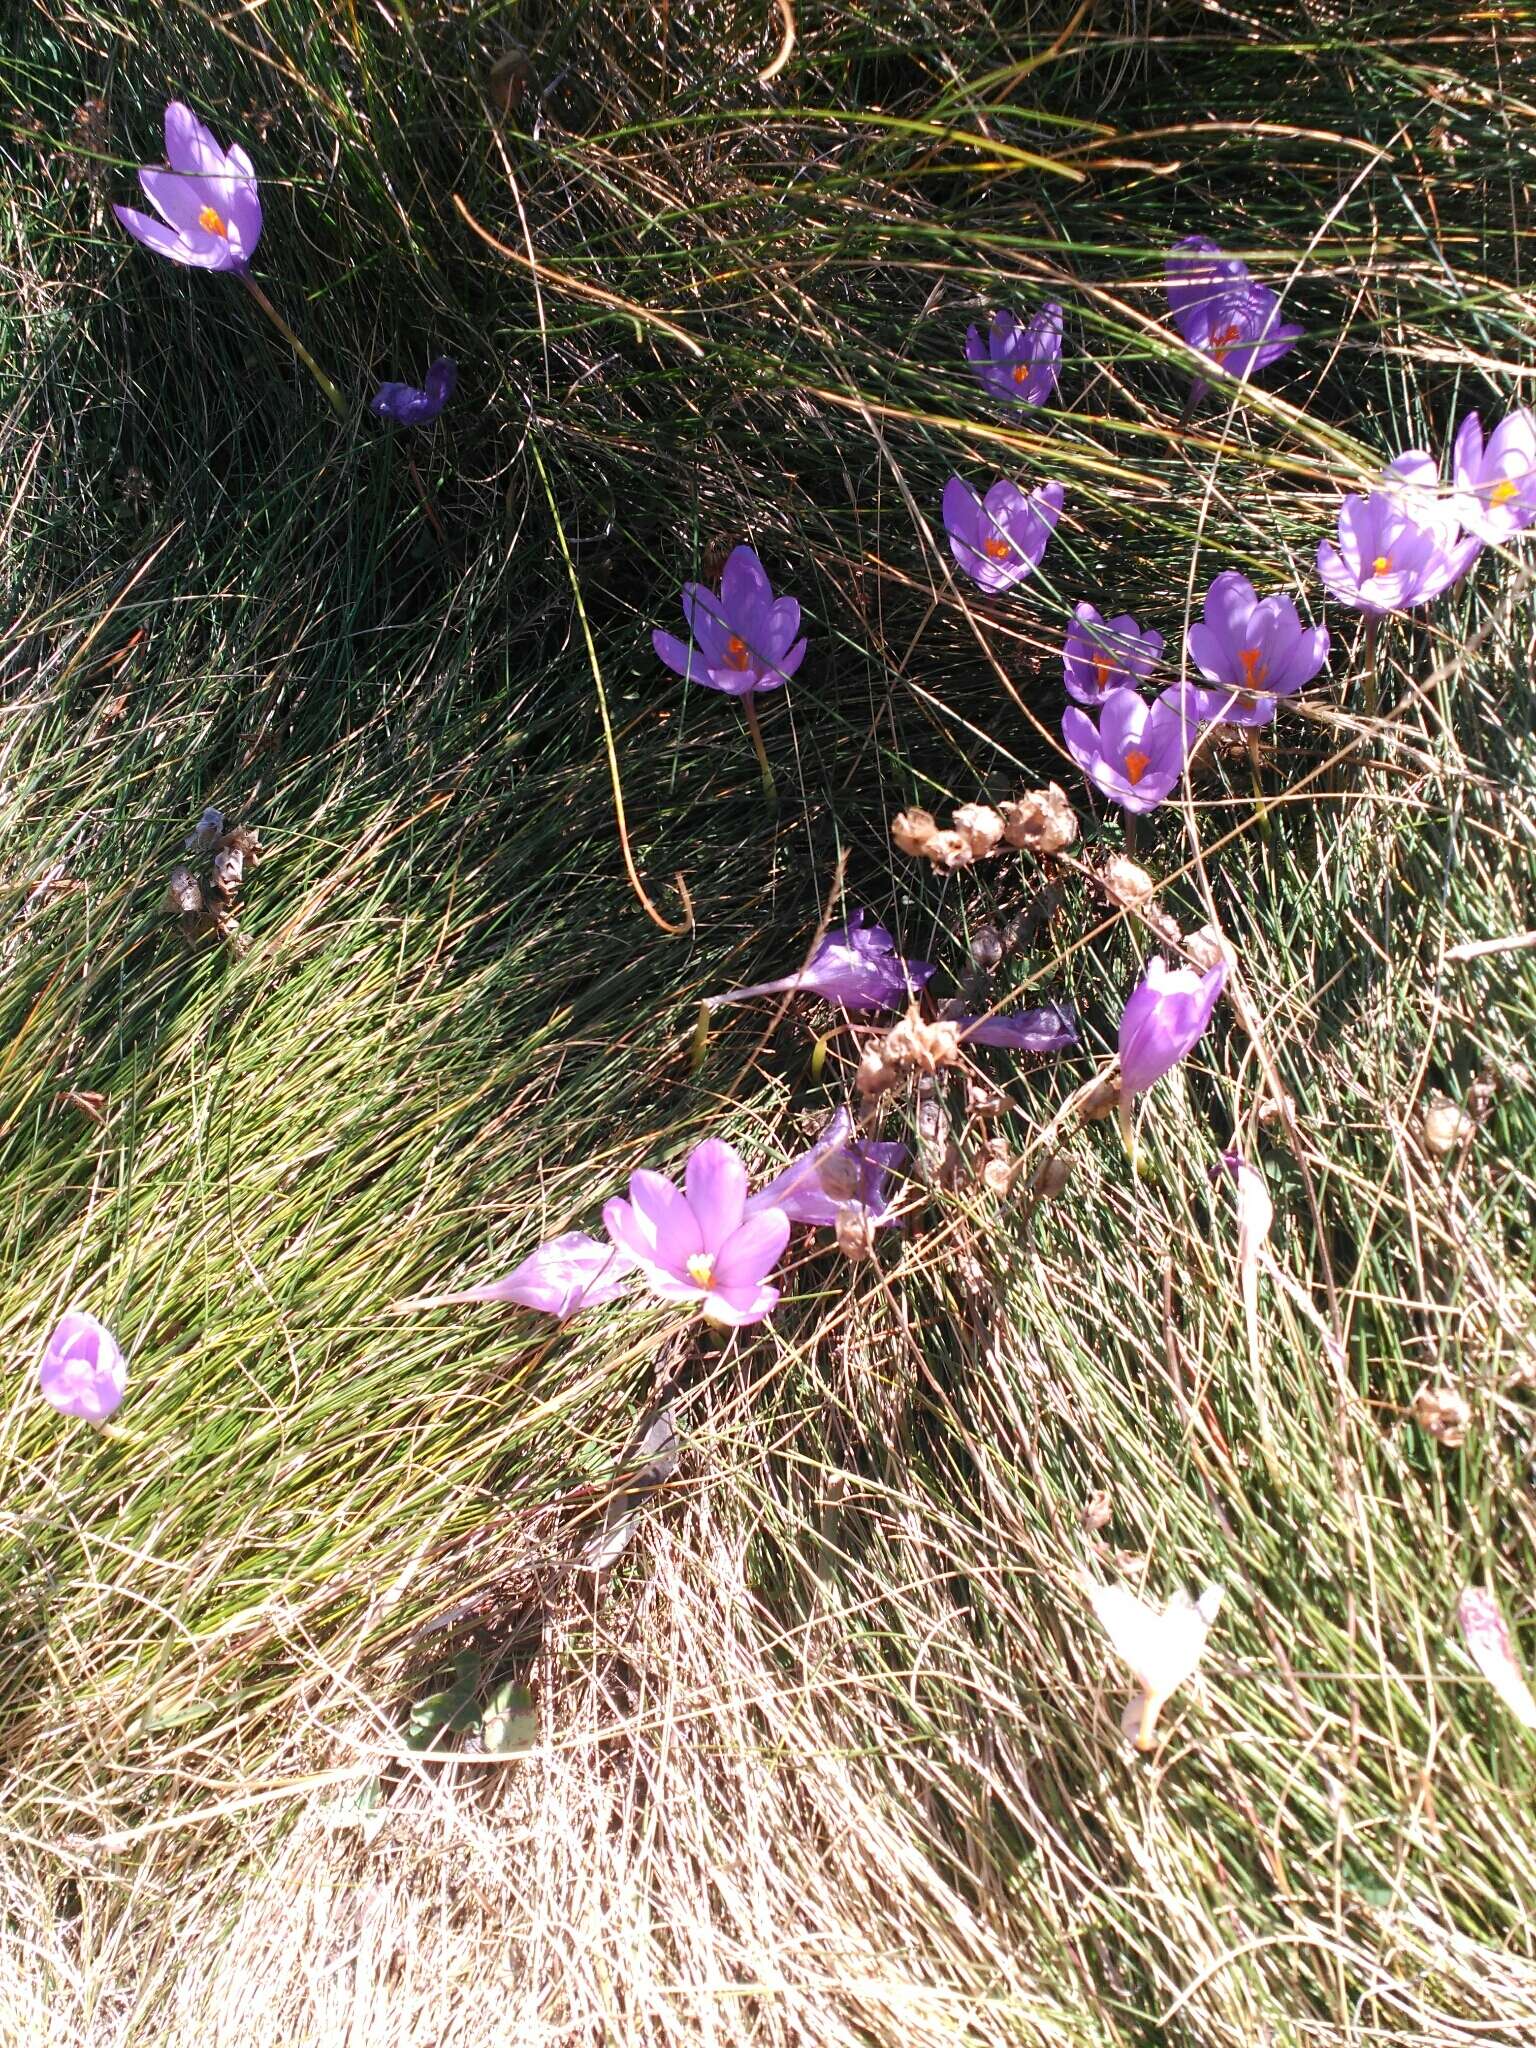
[684,1138,749,1251]
[957,1002,1080,1052]
[446,1232,633,1317]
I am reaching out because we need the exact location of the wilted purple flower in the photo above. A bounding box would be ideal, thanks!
[1061,687,1190,814]
[955,1001,1079,1052]
[747,1109,907,1229]
[603,1138,790,1326]
[1166,235,1302,397]
[1063,602,1164,706]
[965,303,1063,407]
[1316,490,1482,615]
[1118,957,1227,1098]
[1182,571,1330,728]
[114,102,261,273]
[942,477,1065,593]
[38,1310,127,1421]
[1451,409,1536,544]
[371,357,457,425]
[653,545,806,695]
[708,909,935,1014]
[434,1231,633,1319]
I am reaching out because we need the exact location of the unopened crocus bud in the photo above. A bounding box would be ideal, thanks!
[1101,854,1155,911]
[999,783,1077,854]
[835,1202,877,1260]
[1412,1382,1471,1446]
[1418,1093,1472,1159]
[952,803,1006,861]
[891,807,939,856]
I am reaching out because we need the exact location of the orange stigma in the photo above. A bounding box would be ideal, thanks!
[1210,321,1241,366]
[1371,554,1392,577]
[1237,646,1268,689]
[1093,656,1113,695]
[686,1252,716,1289]
[1124,749,1151,786]
[724,635,751,670]
[1012,362,1030,384]
[197,205,228,237]
[983,535,1012,561]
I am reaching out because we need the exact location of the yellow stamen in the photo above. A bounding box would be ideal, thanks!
[197,205,228,237]
[1371,554,1392,577]
[686,1252,716,1289]
[724,635,751,671]
[1124,749,1150,787]
[1489,479,1517,506]
[982,535,1012,561]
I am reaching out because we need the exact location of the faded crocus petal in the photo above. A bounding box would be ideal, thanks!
[1316,490,1482,615]
[603,1137,790,1327]
[38,1310,127,1421]
[708,909,935,1014]
[942,476,1064,593]
[1183,570,1330,727]
[653,545,806,696]
[965,302,1063,408]
[114,101,261,273]
[425,1231,634,1319]
[747,1108,907,1230]
[371,356,457,425]
[1062,602,1164,706]
[1118,956,1226,1097]
[1457,1587,1536,1731]
[1083,1577,1224,1750]
[1165,234,1302,398]
[956,1001,1079,1053]
[1450,409,1536,544]
[1061,687,1190,815]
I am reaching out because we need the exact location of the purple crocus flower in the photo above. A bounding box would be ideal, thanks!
[427,1231,634,1319]
[1166,235,1302,397]
[965,303,1064,407]
[1118,957,1227,1098]
[1316,491,1482,615]
[1061,687,1190,814]
[1182,571,1330,728]
[955,1001,1080,1052]
[1063,602,1164,706]
[371,357,457,426]
[942,477,1065,593]
[708,909,936,1014]
[603,1138,790,1326]
[38,1310,127,1421]
[747,1109,907,1229]
[1451,409,1536,544]
[653,545,806,695]
[114,102,261,273]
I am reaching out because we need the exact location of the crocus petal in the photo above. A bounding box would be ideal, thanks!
[138,164,215,239]
[164,101,226,179]
[702,1281,780,1328]
[958,1003,1079,1052]
[766,596,802,655]
[720,546,773,620]
[451,1232,633,1316]
[38,1310,127,1422]
[713,1207,791,1290]
[652,629,698,680]
[681,584,733,665]
[685,1139,749,1250]
[114,204,229,268]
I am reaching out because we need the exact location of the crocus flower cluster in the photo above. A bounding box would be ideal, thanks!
[1166,235,1302,400]
[115,102,261,272]
[965,302,1063,408]
[653,545,806,696]
[942,477,1065,593]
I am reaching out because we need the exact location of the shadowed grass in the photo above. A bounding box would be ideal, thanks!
[2,0,1536,2042]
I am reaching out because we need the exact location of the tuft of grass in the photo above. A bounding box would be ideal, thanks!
[3,0,1536,2041]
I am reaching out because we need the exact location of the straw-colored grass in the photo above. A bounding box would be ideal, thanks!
[3,0,1535,2041]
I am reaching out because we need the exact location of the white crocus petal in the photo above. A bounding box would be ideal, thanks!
[1084,1579,1224,1750]
[1457,1588,1536,1731]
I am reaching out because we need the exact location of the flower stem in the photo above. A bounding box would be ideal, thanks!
[741,693,777,807]
[688,1000,710,1074]
[1361,614,1380,719]
[240,274,347,417]
[1246,729,1271,838]
[1117,1094,1140,1176]
[1124,810,1138,858]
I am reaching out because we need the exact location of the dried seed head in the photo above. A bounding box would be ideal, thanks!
[1185,922,1237,973]
[1080,1074,1122,1123]
[164,864,204,916]
[816,1150,864,1202]
[1412,1382,1471,1447]
[981,1152,1015,1197]
[211,847,244,899]
[1030,1152,1072,1198]
[1256,1089,1296,1129]
[952,803,1006,861]
[1418,1092,1473,1159]
[1081,1488,1113,1532]
[856,1044,899,1097]
[884,1011,962,1075]
[999,783,1077,855]
[969,925,1004,972]
[835,1202,877,1260]
[924,829,973,871]
[1101,854,1155,912]
[891,807,939,857]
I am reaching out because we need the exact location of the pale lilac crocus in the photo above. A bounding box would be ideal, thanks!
[604,1138,789,1327]
[653,545,806,695]
[942,477,1065,593]
[1316,491,1482,615]
[1061,687,1190,814]
[1063,603,1164,706]
[955,1001,1079,1052]
[1118,957,1227,1098]
[414,1232,634,1319]
[1182,571,1330,728]
[965,303,1063,408]
[708,910,935,1014]
[1451,409,1536,544]
[38,1311,127,1422]
[371,357,457,425]
[747,1109,906,1229]
[1166,235,1302,399]
[114,102,261,272]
